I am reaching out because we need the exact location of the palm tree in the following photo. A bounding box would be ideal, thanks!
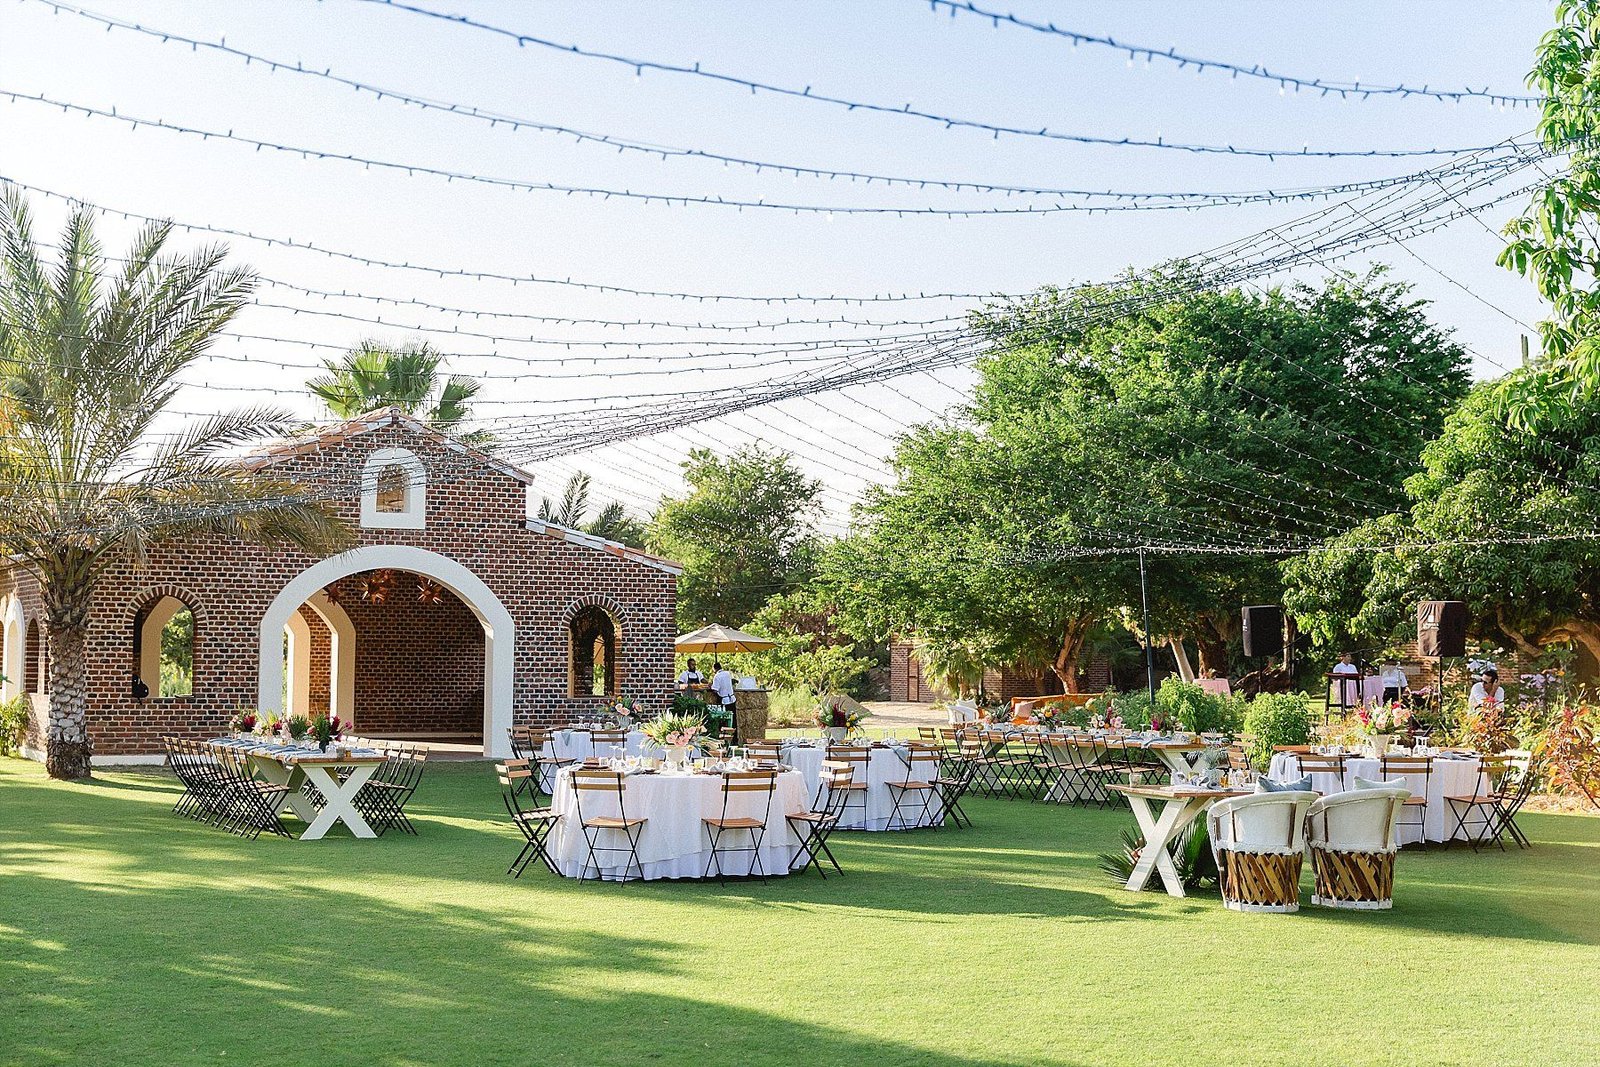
[538,472,647,546]
[0,189,350,779]
[308,339,486,440]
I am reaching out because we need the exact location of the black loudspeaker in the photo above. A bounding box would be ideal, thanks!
[1241,605,1283,658]
[1417,601,1468,658]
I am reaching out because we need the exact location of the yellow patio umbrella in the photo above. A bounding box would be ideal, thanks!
[673,623,777,655]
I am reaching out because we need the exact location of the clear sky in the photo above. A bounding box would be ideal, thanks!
[0,0,1558,531]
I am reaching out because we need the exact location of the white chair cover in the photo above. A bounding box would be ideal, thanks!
[1208,792,1315,856]
[1306,787,1410,854]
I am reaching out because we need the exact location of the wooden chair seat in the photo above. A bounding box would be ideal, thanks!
[833,781,869,791]
[1445,793,1497,805]
[704,816,765,829]
[884,780,935,790]
[514,809,561,823]
[584,816,647,829]
[786,810,833,825]
[1402,795,1427,806]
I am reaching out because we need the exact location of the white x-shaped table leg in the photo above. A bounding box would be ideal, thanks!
[1123,794,1211,897]
[250,757,318,823]
[297,764,379,841]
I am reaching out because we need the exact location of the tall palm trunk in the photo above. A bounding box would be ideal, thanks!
[43,580,93,779]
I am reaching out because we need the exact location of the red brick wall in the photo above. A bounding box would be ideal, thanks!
[299,604,332,715]
[3,421,677,757]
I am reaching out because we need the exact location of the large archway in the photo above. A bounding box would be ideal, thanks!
[258,546,514,757]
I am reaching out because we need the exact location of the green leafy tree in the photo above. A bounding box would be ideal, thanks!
[0,190,349,779]
[1288,382,1600,665]
[1498,0,1600,429]
[308,339,487,441]
[834,268,1466,685]
[738,585,875,697]
[536,471,647,547]
[648,447,822,628]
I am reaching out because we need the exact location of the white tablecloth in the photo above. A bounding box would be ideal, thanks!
[1269,752,1488,844]
[781,742,942,831]
[547,769,808,880]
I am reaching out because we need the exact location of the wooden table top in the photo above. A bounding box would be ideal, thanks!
[1109,783,1253,800]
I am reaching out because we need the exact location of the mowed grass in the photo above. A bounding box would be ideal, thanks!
[2,757,1598,1067]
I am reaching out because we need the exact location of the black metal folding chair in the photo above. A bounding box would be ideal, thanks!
[356,745,428,835]
[497,760,562,877]
[703,770,780,883]
[589,729,627,760]
[1381,755,1433,843]
[569,768,648,882]
[883,744,944,830]
[1446,752,1536,851]
[936,742,978,828]
[213,745,291,839]
[825,744,872,826]
[786,761,854,877]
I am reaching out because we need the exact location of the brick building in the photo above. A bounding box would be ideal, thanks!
[0,410,679,765]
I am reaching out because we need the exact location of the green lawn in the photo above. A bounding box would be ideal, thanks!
[2,757,1597,1067]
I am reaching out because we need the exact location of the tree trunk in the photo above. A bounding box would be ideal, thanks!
[44,585,93,781]
[1051,617,1093,694]
[1194,617,1231,679]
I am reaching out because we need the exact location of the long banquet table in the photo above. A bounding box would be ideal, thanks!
[546,767,809,880]
[208,737,387,840]
[1268,751,1489,844]
[779,741,942,830]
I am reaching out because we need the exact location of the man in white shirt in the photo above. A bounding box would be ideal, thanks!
[676,659,705,690]
[1468,668,1505,712]
[1378,661,1408,704]
[709,663,737,713]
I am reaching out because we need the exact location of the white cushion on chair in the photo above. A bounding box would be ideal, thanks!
[1306,788,1410,854]
[1208,792,1316,855]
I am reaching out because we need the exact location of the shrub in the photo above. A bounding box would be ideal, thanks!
[1536,703,1600,803]
[766,686,819,727]
[1109,690,1153,729]
[1154,678,1243,734]
[1242,692,1314,769]
[0,694,31,756]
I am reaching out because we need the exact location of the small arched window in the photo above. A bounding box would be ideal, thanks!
[568,606,618,697]
[23,619,42,694]
[360,448,427,529]
[134,596,196,699]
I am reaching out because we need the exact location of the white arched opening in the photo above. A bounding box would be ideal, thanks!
[304,591,356,724]
[359,448,428,530]
[258,546,512,757]
[0,596,25,701]
[137,596,189,695]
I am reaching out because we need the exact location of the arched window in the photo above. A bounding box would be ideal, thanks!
[133,596,196,699]
[360,448,427,529]
[568,606,618,697]
[23,619,42,694]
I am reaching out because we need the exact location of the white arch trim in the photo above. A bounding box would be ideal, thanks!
[284,610,313,717]
[258,545,513,757]
[303,591,356,723]
[0,595,25,701]
[360,447,427,530]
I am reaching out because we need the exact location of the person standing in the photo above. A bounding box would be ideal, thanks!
[1378,660,1409,705]
[710,661,738,720]
[677,658,705,690]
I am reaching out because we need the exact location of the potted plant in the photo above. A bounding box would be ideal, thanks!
[814,696,864,741]
[642,712,706,768]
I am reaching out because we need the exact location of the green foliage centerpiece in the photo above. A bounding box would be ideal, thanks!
[643,712,707,768]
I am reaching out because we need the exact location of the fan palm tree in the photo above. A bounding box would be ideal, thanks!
[0,189,350,780]
[308,339,487,441]
[537,471,647,546]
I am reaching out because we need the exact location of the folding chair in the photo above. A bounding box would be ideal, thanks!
[166,737,224,823]
[745,740,783,763]
[508,725,537,761]
[588,729,627,759]
[1226,744,1253,773]
[1296,753,1348,795]
[786,761,854,877]
[530,728,576,796]
[916,726,939,744]
[569,768,648,882]
[1035,735,1080,805]
[213,745,291,839]
[883,744,944,830]
[1446,752,1536,851]
[703,770,780,883]
[971,731,1026,798]
[825,744,872,826]
[357,745,428,835]
[496,760,562,877]
[938,741,978,827]
[1380,755,1433,843]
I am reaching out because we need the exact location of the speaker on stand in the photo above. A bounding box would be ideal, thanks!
[1241,605,1283,698]
[1417,600,1467,718]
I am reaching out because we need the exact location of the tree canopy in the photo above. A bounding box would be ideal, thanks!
[648,446,822,629]
[828,268,1469,687]
[308,339,486,441]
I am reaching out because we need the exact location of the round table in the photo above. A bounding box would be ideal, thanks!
[780,742,942,831]
[546,768,808,881]
[1268,752,1488,844]
[539,730,660,792]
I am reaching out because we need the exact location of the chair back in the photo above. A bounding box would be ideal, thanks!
[1380,755,1431,794]
[1306,788,1411,853]
[826,745,871,786]
[819,761,857,819]
[589,729,627,756]
[744,741,783,762]
[1208,791,1315,853]
[496,759,534,790]
[715,769,779,826]
[898,743,943,781]
[570,767,630,824]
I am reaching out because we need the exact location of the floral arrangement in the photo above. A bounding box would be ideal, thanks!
[1035,703,1065,730]
[1089,712,1125,731]
[257,713,283,740]
[1355,701,1411,735]
[310,714,346,751]
[642,712,707,750]
[814,695,864,732]
[285,714,312,742]
[1148,709,1168,733]
[231,709,258,734]
[612,696,642,720]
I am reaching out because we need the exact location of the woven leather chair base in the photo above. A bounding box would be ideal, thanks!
[1311,847,1395,910]
[1218,850,1303,913]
